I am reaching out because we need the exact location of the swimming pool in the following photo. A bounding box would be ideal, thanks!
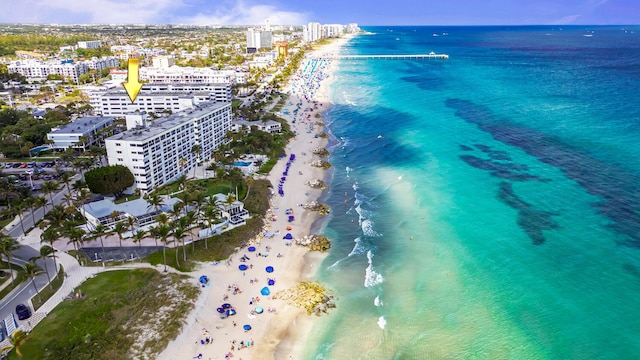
[233,161,253,167]
[30,145,51,154]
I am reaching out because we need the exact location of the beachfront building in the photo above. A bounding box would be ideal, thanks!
[47,115,115,151]
[231,119,281,134]
[303,22,322,43]
[81,196,183,231]
[210,193,250,226]
[322,24,346,38]
[90,83,232,116]
[104,101,232,192]
[139,66,239,84]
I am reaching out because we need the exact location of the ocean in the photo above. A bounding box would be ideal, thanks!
[300,26,640,359]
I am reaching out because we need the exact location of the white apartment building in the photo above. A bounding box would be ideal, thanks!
[246,28,273,53]
[90,83,232,116]
[152,55,175,68]
[83,56,119,72]
[105,102,232,192]
[303,22,322,42]
[139,66,239,84]
[7,60,88,83]
[78,40,102,49]
[47,116,115,151]
[322,24,345,38]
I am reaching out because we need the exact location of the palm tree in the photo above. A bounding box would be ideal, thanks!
[0,329,29,359]
[31,245,56,290]
[182,210,198,252]
[178,157,187,175]
[40,227,60,272]
[172,224,187,266]
[202,205,219,250]
[113,221,128,248]
[244,176,255,200]
[23,260,45,303]
[146,192,165,220]
[191,143,202,178]
[41,180,59,211]
[23,196,37,223]
[132,229,146,248]
[126,215,138,236]
[11,203,27,235]
[33,196,48,215]
[65,226,85,254]
[0,236,22,287]
[156,224,172,272]
[59,172,74,203]
[90,223,107,265]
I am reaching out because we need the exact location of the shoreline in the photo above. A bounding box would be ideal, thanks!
[157,35,353,360]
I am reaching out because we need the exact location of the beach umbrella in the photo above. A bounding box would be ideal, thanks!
[226,309,237,316]
[222,303,232,309]
[283,233,293,240]
[243,324,252,331]
[248,246,256,252]
[268,279,275,286]
[286,225,292,230]
[254,306,264,314]
[216,307,224,313]
[265,266,274,273]
[261,286,271,296]
[239,264,248,271]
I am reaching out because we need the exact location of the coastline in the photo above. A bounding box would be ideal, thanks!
[157,35,352,360]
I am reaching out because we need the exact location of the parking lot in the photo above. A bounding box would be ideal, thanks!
[3,160,73,192]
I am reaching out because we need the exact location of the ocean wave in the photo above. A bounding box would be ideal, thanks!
[364,250,384,287]
[352,181,359,191]
[360,219,381,237]
[345,166,352,177]
[374,296,383,307]
[348,236,366,257]
[377,316,386,329]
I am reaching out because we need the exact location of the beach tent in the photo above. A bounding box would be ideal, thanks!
[261,286,271,296]
[248,246,256,252]
[239,264,248,271]
[265,266,274,273]
[254,306,264,314]
[283,233,293,240]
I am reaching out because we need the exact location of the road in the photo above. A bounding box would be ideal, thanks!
[0,175,76,331]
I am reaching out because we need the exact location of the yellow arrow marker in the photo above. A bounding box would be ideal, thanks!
[122,58,143,103]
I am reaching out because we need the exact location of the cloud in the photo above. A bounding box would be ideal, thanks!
[174,1,310,25]
[552,14,582,24]
[0,0,309,25]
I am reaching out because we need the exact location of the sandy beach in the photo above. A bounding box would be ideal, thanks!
[156,36,352,360]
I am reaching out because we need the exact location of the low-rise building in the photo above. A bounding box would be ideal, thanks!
[231,119,281,134]
[47,116,115,151]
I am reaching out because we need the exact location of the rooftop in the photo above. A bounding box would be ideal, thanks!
[50,116,115,135]
[83,196,182,219]
[105,101,229,142]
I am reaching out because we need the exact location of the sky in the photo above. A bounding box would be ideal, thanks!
[0,0,637,26]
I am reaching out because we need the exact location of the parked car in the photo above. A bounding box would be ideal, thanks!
[19,163,27,168]
[15,304,31,320]
[11,163,21,168]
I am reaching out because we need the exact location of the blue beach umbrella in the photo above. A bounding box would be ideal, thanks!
[254,306,264,314]
[248,246,256,252]
[243,324,252,331]
[226,309,237,316]
[268,279,275,286]
[239,264,248,271]
[261,286,271,296]
[265,266,274,273]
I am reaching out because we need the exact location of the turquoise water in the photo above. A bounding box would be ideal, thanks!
[300,26,640,359]
[233,161,253,167]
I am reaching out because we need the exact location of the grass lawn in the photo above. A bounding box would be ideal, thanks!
[9,269,199,360]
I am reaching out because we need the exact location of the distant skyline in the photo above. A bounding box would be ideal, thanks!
[0,0,637,26]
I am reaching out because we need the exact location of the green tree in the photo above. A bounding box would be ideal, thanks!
[0,236,21,287]
[0,329,29,359]
[84,165,134,198]
[23,260,45,303]
[31,245,56,290]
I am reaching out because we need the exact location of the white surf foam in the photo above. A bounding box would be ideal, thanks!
[377,316,386,329]
[348,236,366,257]
[364,250,384,287]
[374,296,383,307]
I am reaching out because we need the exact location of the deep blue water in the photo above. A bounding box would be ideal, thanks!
[299,26,640,359]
